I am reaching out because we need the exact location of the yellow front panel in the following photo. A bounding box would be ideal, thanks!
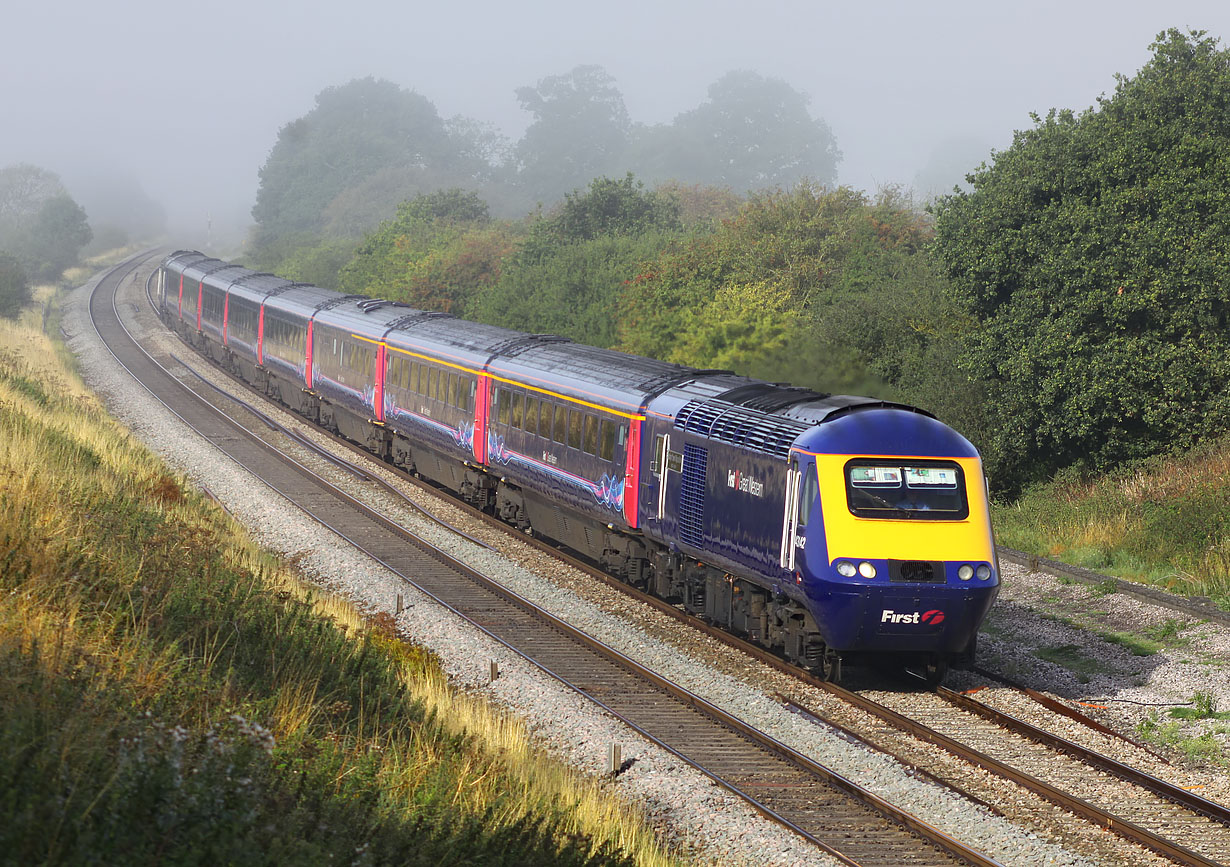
[815,454,995,562]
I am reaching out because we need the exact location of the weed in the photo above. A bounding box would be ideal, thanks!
[1144,618,1188,644]
[1096,630,1161,656]
[1034,644,1116,683]
[1169,692,1230,721]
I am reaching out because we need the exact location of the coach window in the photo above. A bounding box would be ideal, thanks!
[599,419,616,461]
[446,372,457,407]
[567,409,583,450]
[552,403,567,442]
[462,378,474,412]
[523,396,538,435]
[510,390,523,428]
[424,367,436,400]
[583,414,598,454]
[496,387,510,425]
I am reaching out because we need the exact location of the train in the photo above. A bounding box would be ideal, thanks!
[156,251,999,684]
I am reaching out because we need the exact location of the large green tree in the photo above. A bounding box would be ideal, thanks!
[513,66,632,206]
[933,29,1230,491]
[338,189,511,315]
[471,175,682,345]
[630,71,840,191]
[252,79,497,246]
[0,165,92,282]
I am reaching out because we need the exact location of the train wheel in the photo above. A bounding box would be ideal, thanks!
[815,647,841,682]
[921,659,948,688]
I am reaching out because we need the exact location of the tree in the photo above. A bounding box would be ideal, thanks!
[338,189,507,315]
[252,78,493,246]
[630,71,840,191]
[0,165,92,282]
[469,176,682,344]
[0,253,30,318]
[24,196,92,281]
[0,164,64,223]
[513,66,632,205]
[933,29,1230,491]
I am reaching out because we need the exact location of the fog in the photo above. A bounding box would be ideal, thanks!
[3,0,1227,245]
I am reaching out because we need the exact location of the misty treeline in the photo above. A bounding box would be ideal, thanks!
[251,30,1230,497]
[247,67,838,252]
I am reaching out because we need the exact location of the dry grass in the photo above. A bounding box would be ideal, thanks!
[0,292,679,866]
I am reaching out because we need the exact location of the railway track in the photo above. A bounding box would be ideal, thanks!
[95,253,1230,865]
[89,254,1009,865]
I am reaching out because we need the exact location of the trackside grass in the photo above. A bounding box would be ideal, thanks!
[992,445,1230,611]
[0,299,678,866]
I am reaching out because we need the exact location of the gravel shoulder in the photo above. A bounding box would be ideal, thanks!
[61,260,1230,865]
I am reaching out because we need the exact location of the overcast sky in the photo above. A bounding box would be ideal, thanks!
[3,0,1227,242]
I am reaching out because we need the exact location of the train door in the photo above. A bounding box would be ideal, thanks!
[779,455,818,574]
[641,431,681,534]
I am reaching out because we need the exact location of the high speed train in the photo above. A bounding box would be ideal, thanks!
[158,251,999,683]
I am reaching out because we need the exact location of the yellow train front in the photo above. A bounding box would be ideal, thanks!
[792,406,998,681]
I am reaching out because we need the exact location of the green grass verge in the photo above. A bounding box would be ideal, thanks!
[992,443,1230,610]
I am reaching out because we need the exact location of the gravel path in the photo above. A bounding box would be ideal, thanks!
[62,259,1230,866]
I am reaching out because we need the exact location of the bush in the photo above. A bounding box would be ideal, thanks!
[0,253,30,318]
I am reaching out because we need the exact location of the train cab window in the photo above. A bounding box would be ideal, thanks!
[582,415,598,454]
[652,434,665,473]
[523,396,539,434]
[797,468,818,527]
[567,409,583,450]
[845,460,968,520]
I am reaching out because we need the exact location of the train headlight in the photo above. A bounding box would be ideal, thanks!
[976,564,993,580]
[958,564,974,581]
[835,561,857,578]
[858,561,877,579]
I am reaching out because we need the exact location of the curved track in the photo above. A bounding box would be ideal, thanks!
[91,255,1006,866]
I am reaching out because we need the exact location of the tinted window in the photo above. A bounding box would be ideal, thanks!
[568,409,583,450]
[510,391,523,428]
[599,419,616,460]
[553,404,567,442]
[523,396,538,434]
[583,414,598,454]
[497,387,510,425]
